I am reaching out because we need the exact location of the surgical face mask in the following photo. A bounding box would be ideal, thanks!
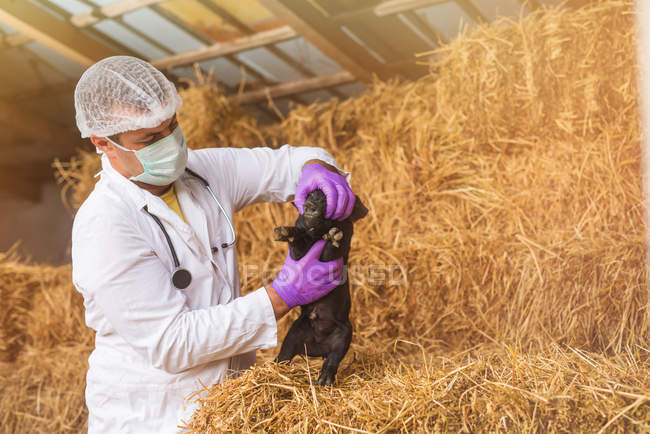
[106,126,188,186]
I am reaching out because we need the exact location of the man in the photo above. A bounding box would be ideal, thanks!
[71,56,356,432]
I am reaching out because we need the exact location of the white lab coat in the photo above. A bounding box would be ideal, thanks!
[71,144,340,433]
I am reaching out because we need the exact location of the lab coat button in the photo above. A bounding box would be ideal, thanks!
[211,247,219,254]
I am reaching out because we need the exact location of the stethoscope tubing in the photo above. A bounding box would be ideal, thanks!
[144,168,236,289]
[143,204,180,268]
[205,184,236,249]
[184,168,236,248]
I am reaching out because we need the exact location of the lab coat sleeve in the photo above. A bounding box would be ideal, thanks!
[71,209,277,374]
[195,144,347,212]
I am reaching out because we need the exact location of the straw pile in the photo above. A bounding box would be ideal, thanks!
[184,345,648,432]
[0,247,93,432]
[2,0,648,431]
[181,3,649,430]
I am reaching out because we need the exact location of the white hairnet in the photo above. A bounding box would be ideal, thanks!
[74,56,182,138]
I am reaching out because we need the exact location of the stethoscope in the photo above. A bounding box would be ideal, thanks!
[142,168,236,290]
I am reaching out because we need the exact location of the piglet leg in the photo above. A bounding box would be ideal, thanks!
[316,322,352,385]
[322,227,343,248]
[274,226,298,242]
[276,316,313,362]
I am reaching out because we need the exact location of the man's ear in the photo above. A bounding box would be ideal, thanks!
[90,135,112,154]
[347,197,369,222]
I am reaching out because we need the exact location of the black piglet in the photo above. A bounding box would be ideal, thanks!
[274,189,368,385]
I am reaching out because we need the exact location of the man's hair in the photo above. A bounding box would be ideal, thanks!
[108,132,121,145]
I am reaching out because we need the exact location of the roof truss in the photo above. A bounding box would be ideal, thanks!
[0,0,120,67]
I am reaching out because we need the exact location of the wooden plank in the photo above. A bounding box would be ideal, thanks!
[339,18,427,72]
[191,0,318,104]
[43,0,148,61]
[2,0,157,60]
[152,26,298,70]
[373,0,488,24]
[327,0,429,80]
[0,0,120,67]
[146,5,283,120]
[71,0,165,27]
[374,0,446,17]
[257,0,387,82]
[402,10,447,46]
[230,71,355,105]
[38,0,186,95]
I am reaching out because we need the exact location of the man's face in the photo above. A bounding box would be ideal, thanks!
[90,114,179,180]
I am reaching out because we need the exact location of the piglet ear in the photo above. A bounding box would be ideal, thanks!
[347,197,369,222]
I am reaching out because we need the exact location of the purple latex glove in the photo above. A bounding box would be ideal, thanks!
[295,163,355,220]
[271,240,344,308]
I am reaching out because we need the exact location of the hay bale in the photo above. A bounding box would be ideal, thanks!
[243,0,647,357]
[186,1,649,430]
[0,343,91,433]
[0,253,92,432]
[0,246,86,363]
[0,245,36,363]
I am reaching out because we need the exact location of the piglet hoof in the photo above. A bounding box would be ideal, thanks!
[274,226,294,242]
[275,353,293,363]
[316,372,334,386]
[322,227,343,248]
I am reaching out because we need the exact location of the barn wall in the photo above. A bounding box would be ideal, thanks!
[1,181,73,265]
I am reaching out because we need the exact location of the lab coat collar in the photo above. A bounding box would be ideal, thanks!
[99,153,148,211]
[99,152,196,242]
[99,151,216,261]
[99,151,196,220]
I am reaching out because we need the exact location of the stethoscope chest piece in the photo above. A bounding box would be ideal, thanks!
[144,168,236,290]
[172,267,192,289]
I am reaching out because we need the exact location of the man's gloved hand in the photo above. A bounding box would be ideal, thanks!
[295,163,355,221]
[271,240,344,308]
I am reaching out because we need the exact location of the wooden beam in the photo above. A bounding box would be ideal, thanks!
[192,0,317,105]
[147,3,284,106]
[41,0,149,61]
[321,0,428,80]
[257,0,386,83]
[402,10,447,46]
[0,101,79,155]
[71,0,165,27]
[0,0,120,67]
[1,0,157,59]
[230,71,355,105]
[187,5,331,96]
[152,26,298,70]
[374,0,447,17]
